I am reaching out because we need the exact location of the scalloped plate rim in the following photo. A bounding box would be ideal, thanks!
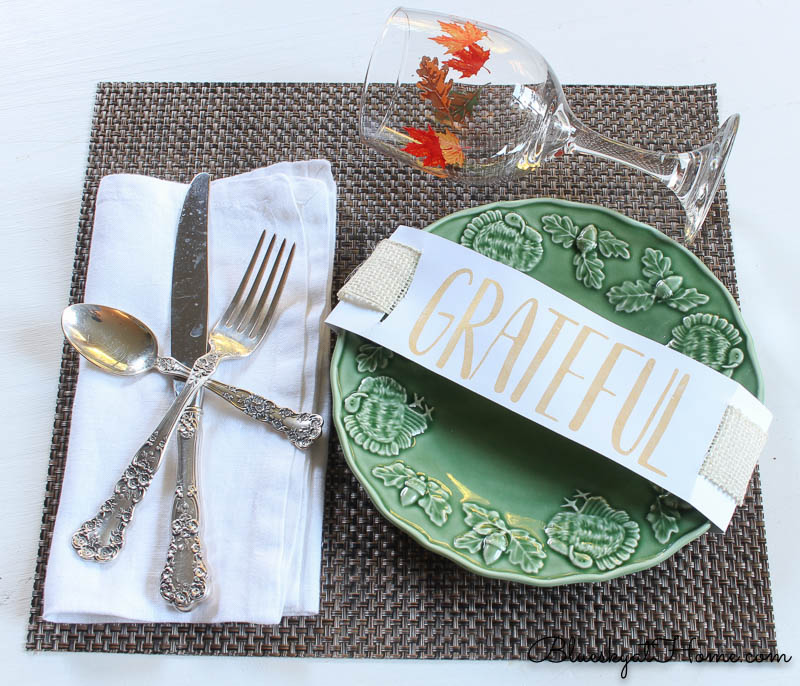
[331,197,764,586]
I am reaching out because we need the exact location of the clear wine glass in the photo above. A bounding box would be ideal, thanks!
[360,7,739,244]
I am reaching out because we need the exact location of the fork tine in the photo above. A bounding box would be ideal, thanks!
[220,230,266,327]
[251,242,296,340]
[221,232,272,327]
[230,234,278,331]
[241,238,287,334]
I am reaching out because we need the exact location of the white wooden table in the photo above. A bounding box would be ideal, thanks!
[2,1,797,683]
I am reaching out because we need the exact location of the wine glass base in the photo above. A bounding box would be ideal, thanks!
[678,114,739,245]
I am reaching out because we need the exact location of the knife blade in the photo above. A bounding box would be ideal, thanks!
[160,172,211,611]
[170,173,210,371]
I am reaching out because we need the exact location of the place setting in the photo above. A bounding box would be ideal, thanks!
[29,6,777,662]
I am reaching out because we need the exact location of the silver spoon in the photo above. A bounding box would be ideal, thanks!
[61,303,322,449]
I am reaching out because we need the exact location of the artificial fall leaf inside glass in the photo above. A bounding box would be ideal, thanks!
[399,20,493,170]
[402,125,447,168]
[430,20,489,54]
[444,43,490,78]
[450,88,482,123]
[436,130,465,166]
[415,57,453,117]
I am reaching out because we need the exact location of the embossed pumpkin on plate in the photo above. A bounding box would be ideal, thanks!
[460,209,543,272]
[545,491,640,571]
[668,313,744,376]
[343,376,429,456]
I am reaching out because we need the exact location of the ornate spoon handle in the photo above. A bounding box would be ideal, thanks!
[160,398,209,611]
[156,357,323,449]
[72,352,222,562]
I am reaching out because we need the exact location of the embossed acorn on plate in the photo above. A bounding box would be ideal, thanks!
[668,313,744,376]
[545,490,640,570]
[371,460,452,526]
[540,214,630,289]
[343,376,433,456]
[453,502,547,574]
[606,247,710,313]
[460,209,543,272]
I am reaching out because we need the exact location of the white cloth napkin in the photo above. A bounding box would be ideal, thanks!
[42,161,336,624]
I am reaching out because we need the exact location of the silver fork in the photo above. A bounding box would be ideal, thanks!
[72,232,295,562]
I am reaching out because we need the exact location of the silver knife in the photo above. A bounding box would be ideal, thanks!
[159,172,211,611]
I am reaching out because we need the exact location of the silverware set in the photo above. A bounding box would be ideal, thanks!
[64,173,322,611]
[61,305,322,449]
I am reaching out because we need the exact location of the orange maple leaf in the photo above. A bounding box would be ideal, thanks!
[444,44,490,78]
[402,125,446,168]
[436,129,464,166]
[430,20,488,55]
[416,56,453,116]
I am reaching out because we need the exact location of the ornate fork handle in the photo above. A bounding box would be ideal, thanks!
[156,357,323,449]
[72,351,223,562]
[220,388,323,449]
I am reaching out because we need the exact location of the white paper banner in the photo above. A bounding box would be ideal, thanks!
[327,226,771,530]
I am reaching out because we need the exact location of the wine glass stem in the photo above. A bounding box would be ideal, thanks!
[571,120,694,193]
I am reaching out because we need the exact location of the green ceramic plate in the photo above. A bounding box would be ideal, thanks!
[331,199,763,586]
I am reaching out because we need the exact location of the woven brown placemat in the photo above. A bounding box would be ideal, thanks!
[27,82,776,658]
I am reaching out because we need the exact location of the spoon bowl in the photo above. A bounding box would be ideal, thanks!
[62,304,158,375]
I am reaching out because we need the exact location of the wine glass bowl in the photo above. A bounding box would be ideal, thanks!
[360,7,738,244]
[361,8,573,181]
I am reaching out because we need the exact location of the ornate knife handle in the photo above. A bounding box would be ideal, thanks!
[72,352,222,562]
[160,403,209,612]
[156,357,323,449]
[160,483,209,611]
